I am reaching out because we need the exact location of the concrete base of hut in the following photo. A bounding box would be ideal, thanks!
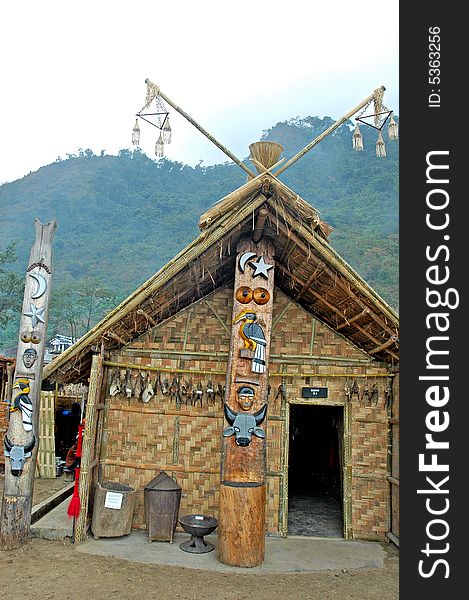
[75,529,386,573]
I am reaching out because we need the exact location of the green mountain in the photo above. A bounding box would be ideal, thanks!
[0,116,398,349]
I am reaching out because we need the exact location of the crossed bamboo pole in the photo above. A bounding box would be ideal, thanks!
[144,78,384,177]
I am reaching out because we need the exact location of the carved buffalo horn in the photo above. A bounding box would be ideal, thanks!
[253,404,267,425]
[224,403,237,425]
[4,434,35,454]
[24,435,36,453]
[4,435,12,452]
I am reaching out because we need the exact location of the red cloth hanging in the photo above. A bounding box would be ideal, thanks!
[67,422,84,518]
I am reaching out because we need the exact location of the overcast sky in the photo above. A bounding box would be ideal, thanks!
[0,1,398,184]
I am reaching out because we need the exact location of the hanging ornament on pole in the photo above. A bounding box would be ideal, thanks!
[155,133,165,157]
[376,131,386,158]
[132,80,172,158]
[131,119,140,146]
[352,123,363,151]
[351,87,398,156]
[388,115,399,140]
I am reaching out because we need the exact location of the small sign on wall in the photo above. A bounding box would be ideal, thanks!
[105,491,124,510]
[301,387,328,399]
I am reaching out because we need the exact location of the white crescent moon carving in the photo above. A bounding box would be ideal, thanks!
[239,252,257,273]
[29,271,47,299]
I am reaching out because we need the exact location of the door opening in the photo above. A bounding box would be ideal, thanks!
[288,404,344,537]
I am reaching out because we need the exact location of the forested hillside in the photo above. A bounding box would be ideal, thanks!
[0,116,398,350]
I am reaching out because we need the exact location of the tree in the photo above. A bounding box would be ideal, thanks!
[48,278,117,339]
[76,276,116,331]
[0,243,23,337]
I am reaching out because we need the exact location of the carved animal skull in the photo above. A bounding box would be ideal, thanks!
[4,435,35,476]
[223,404,267,447]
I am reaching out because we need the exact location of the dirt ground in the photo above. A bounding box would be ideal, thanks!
[0,475,399,600]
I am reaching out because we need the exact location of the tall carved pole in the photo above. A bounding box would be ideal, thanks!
[0,219,56,550]
[218,236,275,567]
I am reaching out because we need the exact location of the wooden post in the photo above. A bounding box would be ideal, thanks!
[218,237,275,567]
[74,353,103,544]
[0,219,56,550]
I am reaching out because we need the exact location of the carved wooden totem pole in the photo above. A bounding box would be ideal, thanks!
[0,219,56,550]
[218,236,275,567]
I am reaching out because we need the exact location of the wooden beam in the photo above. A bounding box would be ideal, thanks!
[369,335,399,355]
[136,308,156,327]
[337,308,370,330]
[190,262,201,297]
[74,353,103,544]
[294,261,325,301]
[204,300,230,335]
[252,206,269,243]
[105,331,128,346]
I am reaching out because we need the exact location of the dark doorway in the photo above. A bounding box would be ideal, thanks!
[288,404,344,537]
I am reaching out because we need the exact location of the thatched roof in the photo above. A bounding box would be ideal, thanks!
[43,170,398,384]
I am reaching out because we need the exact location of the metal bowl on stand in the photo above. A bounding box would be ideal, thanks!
[178,514,218,553]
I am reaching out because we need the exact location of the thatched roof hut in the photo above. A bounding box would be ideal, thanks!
[41,144,399,548]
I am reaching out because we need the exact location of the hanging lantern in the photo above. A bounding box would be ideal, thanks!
[352,123,364,151]
[388,115,398,140]
[155,133,164,158]
[131,119,140,146]
[376,131,386,158]
[162,118,172,144]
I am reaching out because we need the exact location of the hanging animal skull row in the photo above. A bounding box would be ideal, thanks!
[108,368,226,406]
[344,379,384,406]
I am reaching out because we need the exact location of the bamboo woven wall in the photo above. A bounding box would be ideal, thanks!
[100,286,393,539]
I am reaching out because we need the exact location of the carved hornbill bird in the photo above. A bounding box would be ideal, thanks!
[11,379,33,432]
[233,310,267,374]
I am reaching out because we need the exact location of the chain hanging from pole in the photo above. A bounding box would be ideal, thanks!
[352,87,398,157]
[132,81,172,158]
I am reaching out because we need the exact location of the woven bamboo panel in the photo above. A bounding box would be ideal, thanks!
[266,419,283,472]
[147,289,232,353]
[106,407,174,467]
[177,416,222,469]
[351,421,387,473]
[37,391,56,478]
[351,476,388,539]
[266,475,280,532]
[271,290,370,360]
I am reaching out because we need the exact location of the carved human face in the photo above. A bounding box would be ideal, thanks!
[236,386,255,411]
[23,349,37,369]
